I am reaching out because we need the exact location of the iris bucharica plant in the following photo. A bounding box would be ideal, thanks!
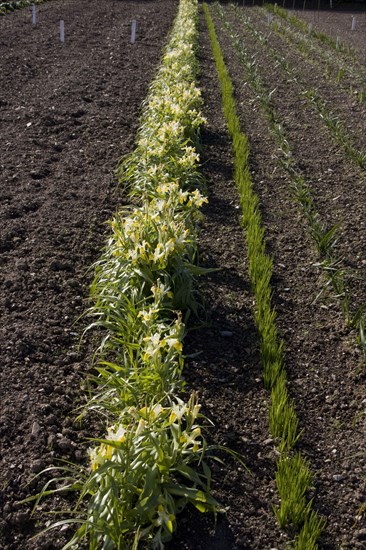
[205,4,325,546]
[116,1,205,200]
[90,0,207,419]
[58,394,218,550]
[0,0,45,15]
[28,1,222,549]
[82,0,220,545]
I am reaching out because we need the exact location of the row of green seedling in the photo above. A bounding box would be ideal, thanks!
[254,6,366,103]
[205,4,325,547]
[231,4,366,168]
[303,88,366,169]
[263,4,366,102]
[241,3,366,361]
[28,2,221,549]
[223,3,366,364]
[264,3,357,60]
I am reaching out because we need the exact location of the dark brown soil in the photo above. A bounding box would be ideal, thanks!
[231,4,366,320]
[169,3,365,549]
[1,1,365,549]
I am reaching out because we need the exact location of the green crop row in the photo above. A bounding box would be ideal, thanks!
[204,3,325,547]
[261,9,366,102]
[231,4,366,167]
[220,3,366,365]
[264,3,357,60]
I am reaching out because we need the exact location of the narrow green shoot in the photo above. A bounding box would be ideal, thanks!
[205,3,325,543]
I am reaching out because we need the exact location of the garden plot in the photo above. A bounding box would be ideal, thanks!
[294,4,366,60]
[222,4,366,327]
[176,1,365,548]
[264,4,365,101]
[0,1,365,549]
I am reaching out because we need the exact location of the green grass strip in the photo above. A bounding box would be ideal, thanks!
[204,4,325,546]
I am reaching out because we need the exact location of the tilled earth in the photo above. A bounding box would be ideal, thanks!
[1,1,365,549]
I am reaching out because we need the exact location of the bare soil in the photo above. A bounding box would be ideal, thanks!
[0,1,365,549]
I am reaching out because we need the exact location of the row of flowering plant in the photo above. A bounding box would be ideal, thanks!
[27,1,221,549]
[0,0,49,16]
[75,394,219,550]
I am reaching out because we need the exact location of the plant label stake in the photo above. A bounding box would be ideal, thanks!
[308,22,313,33]
[131,20,137,44]
[267,13,273,25]
[60,20,65,43]
[336,36,340,49]
[351,16,356,31]
[32,4,36,25]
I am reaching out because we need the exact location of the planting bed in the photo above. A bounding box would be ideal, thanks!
[0,1,365,549]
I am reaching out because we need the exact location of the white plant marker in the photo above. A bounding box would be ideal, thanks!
[60,20,65,43]
[32,4,36,25]
[308,22,313,33]
[267,13,273,25]
[351,16,356,31]
[336,36,340,49]
[131,20,137,44]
